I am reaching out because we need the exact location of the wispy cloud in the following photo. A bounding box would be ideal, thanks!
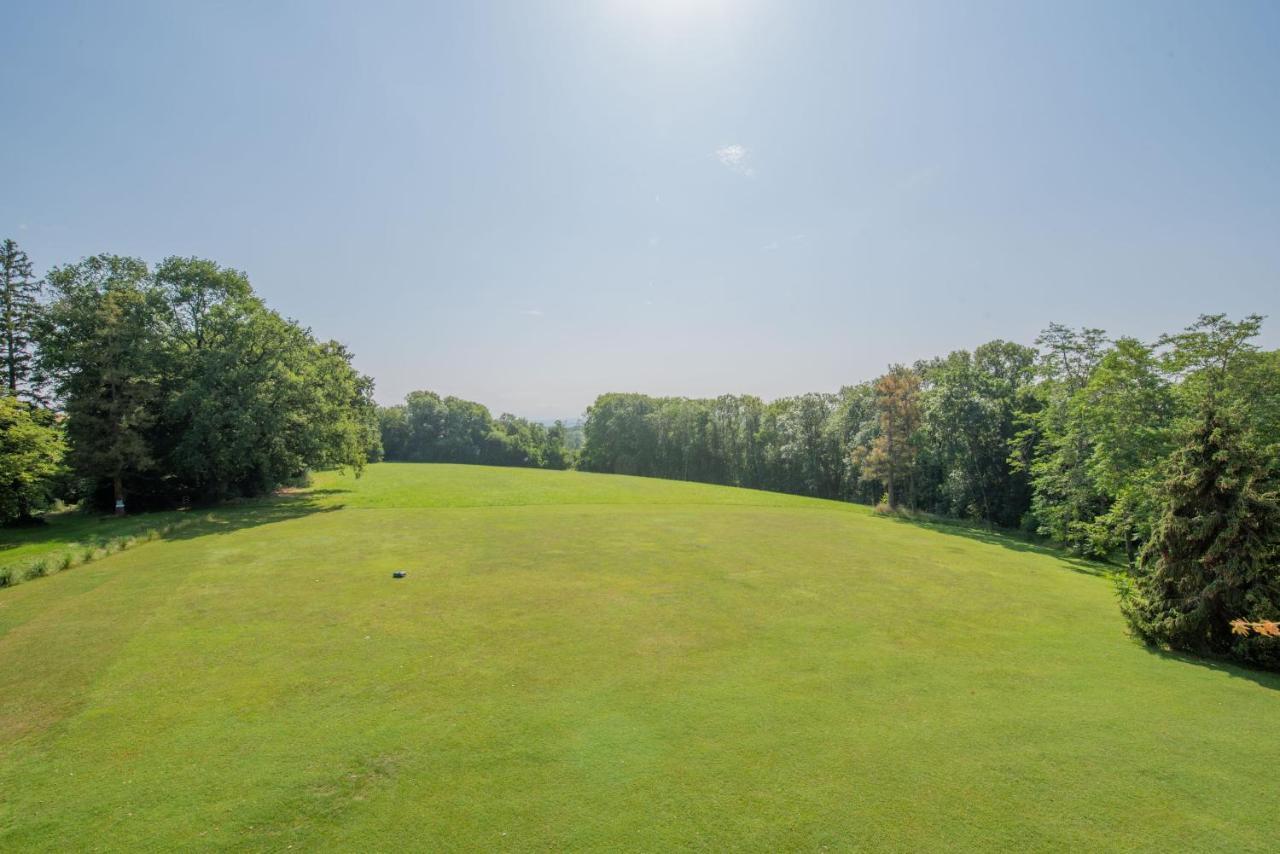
[519,308,544,317]
[715,144,754,177]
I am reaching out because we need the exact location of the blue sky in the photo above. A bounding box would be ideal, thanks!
[4,1,1278,419]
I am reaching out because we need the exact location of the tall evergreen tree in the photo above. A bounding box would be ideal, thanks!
[1120,406,1280,669]
[0,239,42,398]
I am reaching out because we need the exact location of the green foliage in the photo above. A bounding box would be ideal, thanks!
[1017,320,1256,562]
[0,238,43,399]
[1076,338,1174,559]
[168,307,376,500]
[36,255,377,509]
[580,366,1009,511]
[577,316,1277,585]
[38,255,163,508]
[1237,348,1280,471]
[0,395,65,522]
[1021,324,1112,552]
[1116,315,1280,669]
[377,391,572,470]
[578,392,663,476]
[919,341,1036,526]
[770,392,844,497]
[579,391,846,497]
[377,404,411,460]
[23,557,49,579]
[1120,407,1280,669]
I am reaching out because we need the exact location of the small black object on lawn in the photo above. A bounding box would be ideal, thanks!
[393,571,407,579]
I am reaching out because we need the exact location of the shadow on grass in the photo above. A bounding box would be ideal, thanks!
[0,490,346,590]
[882,513,1113,578]
[158,492,346,543]
[1140,644,1280,692]
[297,487,352,497]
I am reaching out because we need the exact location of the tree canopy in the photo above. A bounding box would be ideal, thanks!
[35,254,378,510]
[377,391,572,471]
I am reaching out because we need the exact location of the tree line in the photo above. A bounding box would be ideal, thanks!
[3,233,1275,669]
[575,316,1280,669]
[378,391,574,470]
[0,239,379,518]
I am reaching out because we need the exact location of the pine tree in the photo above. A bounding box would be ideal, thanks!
[1120,405,1280,669]
[0,239,42,399]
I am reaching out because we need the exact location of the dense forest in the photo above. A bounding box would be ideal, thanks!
[2,236,1277,667]
[0,241,378,516]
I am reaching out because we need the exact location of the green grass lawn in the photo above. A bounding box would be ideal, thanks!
[0,506,193,574]
[1,463,1276,851]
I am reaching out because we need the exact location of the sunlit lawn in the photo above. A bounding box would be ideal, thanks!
[1,463,1276,850]
[0,506,191,575]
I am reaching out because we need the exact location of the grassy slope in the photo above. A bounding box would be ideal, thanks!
[1,463,1276,851]
[0,507,192,571]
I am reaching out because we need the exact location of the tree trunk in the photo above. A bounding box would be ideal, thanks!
[113,475,126,516]
[886,428,898,509]
[6,335,15,394]
[5,303,16,395]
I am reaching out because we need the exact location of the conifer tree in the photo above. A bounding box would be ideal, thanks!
[0,239,42,398]
[854,365,922,510]
[1120,405,1280,669]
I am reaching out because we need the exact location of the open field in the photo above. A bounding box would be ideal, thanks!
[1,463,1277,851]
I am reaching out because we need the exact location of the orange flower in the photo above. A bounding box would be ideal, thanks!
[1230,619,1252,637]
